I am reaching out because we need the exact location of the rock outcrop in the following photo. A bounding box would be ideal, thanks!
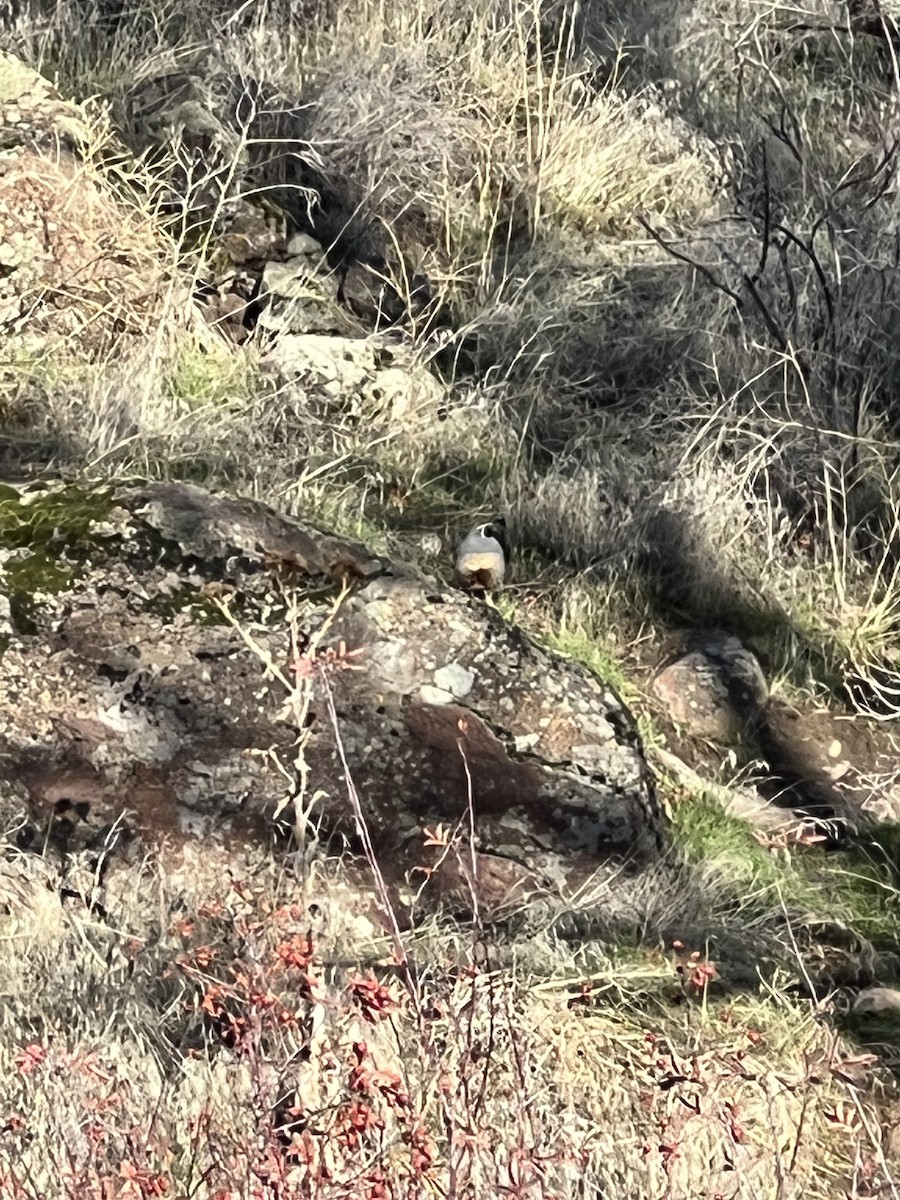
[651,632,900,839]
[118,66,435,337]
[0,480,666,926]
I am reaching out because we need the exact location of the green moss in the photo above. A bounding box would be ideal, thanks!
[6,552,74,635]
[0,485,116,549]
[0,485,117,634]
[837,1008,900,1054]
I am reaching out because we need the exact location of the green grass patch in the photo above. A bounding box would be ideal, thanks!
[544,624,636,699]
[672,793,798,891]
[823,836,900,948]
[163,338,250,411]
[672,792,900,950]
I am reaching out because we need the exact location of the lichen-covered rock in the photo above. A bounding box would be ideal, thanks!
[257,237,349,336]
[853,987,900,1016]
[652,634,767,741]
[264,331,446,427]
[325,574,659,868]
[0,480,665,924]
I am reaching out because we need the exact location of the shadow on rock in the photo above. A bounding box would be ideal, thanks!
[0,480,669,938]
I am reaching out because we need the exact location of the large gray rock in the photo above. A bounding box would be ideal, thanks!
[263,330,444,426]
[0,481,666,923]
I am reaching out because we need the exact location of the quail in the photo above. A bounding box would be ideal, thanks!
[454,518,508,592]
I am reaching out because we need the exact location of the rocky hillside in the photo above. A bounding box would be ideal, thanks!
[3,3,900,1196]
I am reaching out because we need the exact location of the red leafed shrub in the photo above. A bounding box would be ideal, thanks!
[348,973,399,1024]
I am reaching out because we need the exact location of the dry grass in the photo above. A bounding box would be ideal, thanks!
[1,834,899,1200]
[4,0,900,1193]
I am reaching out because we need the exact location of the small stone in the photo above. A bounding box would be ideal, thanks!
[853,987,900,1015]
[514,733,540,752]
[286,232,324,256]
[433,663,474,699]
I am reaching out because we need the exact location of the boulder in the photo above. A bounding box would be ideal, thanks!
[853,986,900,1016]
[263,330,445,425]
[652,634,768,741]
[256,238,349,337]
[0,480,666,924]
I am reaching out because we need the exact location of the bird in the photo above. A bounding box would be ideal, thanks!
[454,518,508,592]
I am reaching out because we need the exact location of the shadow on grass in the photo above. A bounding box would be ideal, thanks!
[529,796,900,1083]
[504,500,900,1070]
[629,505,898,834]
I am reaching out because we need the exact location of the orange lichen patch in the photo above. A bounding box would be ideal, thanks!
[509,689,582,758]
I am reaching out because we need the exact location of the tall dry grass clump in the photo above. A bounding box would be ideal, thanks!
[3,5,900,1190]
[3,1,900,691]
